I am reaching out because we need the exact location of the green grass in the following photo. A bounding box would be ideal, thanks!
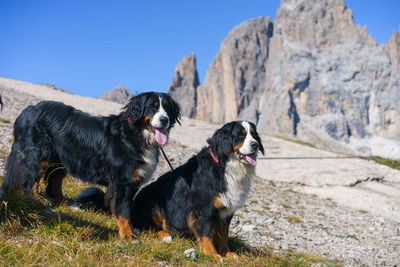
[0,150,8,160]
[0,117,11,124]
[287,215,302,223]
[0,176,322,266]
[372,156,400,170]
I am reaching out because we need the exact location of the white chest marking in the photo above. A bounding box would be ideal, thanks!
[218,154,255,219]
[137,145,159,183]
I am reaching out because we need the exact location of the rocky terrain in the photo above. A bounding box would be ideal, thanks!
[168,0,400,160]
[98,85,134,104]
[1,78,399,266]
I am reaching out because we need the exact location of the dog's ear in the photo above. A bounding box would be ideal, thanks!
[250,123,264,155]
[207,122,235,160]
[122,93,148,124]
[163,94,182,127]
[255,134,265,155]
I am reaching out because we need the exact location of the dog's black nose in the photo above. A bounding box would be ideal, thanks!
[251,141,259,150]
[160,116,169,126]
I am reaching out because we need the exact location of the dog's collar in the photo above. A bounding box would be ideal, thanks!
[209,148,219,163]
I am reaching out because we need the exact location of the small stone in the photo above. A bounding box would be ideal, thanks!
[157,261,169,267]
[183,248,198,260]
[69,204,81,212]
[242,224,258,232]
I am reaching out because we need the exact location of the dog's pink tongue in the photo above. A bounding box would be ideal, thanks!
[155,128,168,145]
[245,155,257,166]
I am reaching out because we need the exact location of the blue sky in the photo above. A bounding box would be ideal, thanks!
[0,0,399,97]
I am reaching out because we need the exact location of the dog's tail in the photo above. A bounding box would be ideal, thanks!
[77,187,107,211]
[0,147,19,198]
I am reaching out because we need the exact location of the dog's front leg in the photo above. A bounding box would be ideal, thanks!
[214,215,237,258]
[188,210,222,261]
[110,181,137,241]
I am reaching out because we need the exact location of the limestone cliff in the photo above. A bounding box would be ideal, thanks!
[256,0,400,156]
[169,0,400,158]
[194,16,273,123]
[385,28,400,75]
[167,54,199,117]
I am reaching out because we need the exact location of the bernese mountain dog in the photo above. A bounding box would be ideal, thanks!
[0,92,181,241]
[79,120,264,259]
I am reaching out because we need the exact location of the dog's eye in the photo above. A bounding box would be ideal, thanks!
[163,100,167,106]
[250,128,254,134]
[154,102,159,107]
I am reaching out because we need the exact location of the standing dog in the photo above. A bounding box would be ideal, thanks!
[79,121,264,259]
[0,92,181,241]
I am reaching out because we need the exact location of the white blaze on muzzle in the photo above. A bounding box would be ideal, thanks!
[238,121,258,166]
[151,97,170,145]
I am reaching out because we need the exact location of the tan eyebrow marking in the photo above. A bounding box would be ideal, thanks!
[241,128,246,134]
[154,101,159,107]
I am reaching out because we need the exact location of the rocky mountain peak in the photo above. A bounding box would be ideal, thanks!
[167,53,199,117]
[195,16,273,123]
[98,85,133,104]
[275,0,376,49]
[169,0,400,158]
[385,27,400,75]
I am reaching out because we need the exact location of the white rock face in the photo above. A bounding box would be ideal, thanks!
[256,0,400,157]
[171,0,400,158]
[385,27,400,75]
[167,54,199,117]
[194,16,273,123]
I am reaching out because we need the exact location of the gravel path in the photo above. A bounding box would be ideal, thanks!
[1,80,400,266]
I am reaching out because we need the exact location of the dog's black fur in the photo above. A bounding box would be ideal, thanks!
[0,92,181,240]
[79,121,264,259]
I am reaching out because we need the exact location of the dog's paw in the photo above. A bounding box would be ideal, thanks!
[44,208,60,218]
[131,227,141,236]
[225,252,239,259]
[162,236,172,243]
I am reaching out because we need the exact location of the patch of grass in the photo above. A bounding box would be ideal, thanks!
[0,191,49,234]
[359,210,368,214]
[260,232,282,241]
[287,215,302,223]
[277,136,317,149]
[347,234,360,242]
[372,156,400,170]
[234,213,244,219]
[0,117,10,124]
[249,200,258,204]
[0,177,318,266]
[0,150,8,160]
[281,202,291,209]
[293,252,327,264]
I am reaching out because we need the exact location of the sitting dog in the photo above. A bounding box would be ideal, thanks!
[79,121,264,259]
[0,92,181,241]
